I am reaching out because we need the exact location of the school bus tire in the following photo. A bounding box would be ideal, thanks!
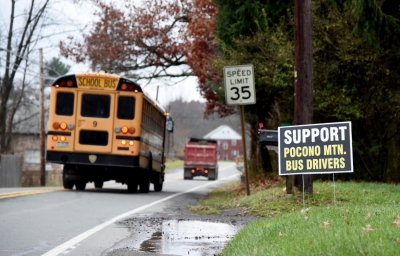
[127,182,138,193]
[62,166,74,189]
[63,178,74,190]
[139,153,151,193]
[154,177,163,192]
[94,181,104,188]
[75,181,86,191]
[139,175,150,193]
[154,183,163,192]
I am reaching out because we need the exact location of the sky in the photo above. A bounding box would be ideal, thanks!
[0,0,205,107]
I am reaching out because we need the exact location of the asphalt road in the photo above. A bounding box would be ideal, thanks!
[0,162,242,256]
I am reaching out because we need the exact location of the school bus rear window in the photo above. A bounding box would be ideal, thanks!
[81,94,110,118]
[56,92,74,116]
[118,96,135,120]
[79,130,108,146]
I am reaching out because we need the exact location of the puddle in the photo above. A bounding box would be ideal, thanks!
[139,220,239,255]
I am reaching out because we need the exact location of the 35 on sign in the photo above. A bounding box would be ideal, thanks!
[230,86,251,101]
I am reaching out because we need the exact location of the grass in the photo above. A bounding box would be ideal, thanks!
[189,182,245,214]
[165,159,183,169]
[189,176,400,255]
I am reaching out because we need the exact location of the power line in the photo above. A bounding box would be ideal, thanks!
[0,48,65,80]
[0,59,58,81]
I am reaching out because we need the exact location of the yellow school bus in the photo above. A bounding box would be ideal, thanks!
[46,72,169,193]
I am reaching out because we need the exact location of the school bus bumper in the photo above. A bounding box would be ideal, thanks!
[46,151,140,168]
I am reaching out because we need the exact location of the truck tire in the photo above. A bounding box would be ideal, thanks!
[208,169,218,180]
[184,168,192,180]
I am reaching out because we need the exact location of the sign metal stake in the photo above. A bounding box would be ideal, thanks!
[302,174,305,209]
[239,105,250,196]
[333,173,336,205]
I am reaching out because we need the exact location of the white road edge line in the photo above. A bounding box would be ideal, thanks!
[42,173,240,256]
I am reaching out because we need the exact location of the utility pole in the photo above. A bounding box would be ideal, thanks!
[39,48,45,186]
[293,0,313,194]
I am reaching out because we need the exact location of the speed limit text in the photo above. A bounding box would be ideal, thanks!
[226,69,252,85]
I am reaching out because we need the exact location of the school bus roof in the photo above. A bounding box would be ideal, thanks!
[51,72,167,113]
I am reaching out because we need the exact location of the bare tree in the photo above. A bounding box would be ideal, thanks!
[0,0,50,153]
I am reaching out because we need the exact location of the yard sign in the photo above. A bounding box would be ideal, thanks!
[278,121,353,175]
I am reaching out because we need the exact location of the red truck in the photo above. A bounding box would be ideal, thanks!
[183,138,219,180]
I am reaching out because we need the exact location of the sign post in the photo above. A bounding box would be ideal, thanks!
[224,64,256,196]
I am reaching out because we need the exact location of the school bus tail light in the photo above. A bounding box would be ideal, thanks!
[53,122,74,130]
[53,122,60,129]
[52,136,58,141]
[129,141,134,146]
[52,75,77,88]
[121,140,127,145]
[117,79,142,92]
[60,122,67,130]
[60,136,66,141]
[128,126,135,134]
[121,126,128,134]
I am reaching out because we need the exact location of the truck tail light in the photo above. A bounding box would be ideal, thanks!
[204,170,208,174]
[191,169,195,173]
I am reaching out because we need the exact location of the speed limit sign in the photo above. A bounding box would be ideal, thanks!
[224,64,256,105]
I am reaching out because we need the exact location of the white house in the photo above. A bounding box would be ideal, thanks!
[203,125,242,160]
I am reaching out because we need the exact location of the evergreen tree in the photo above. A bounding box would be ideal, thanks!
[44,57,70,85]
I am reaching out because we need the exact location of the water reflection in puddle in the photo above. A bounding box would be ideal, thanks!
[139,220,238,255]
